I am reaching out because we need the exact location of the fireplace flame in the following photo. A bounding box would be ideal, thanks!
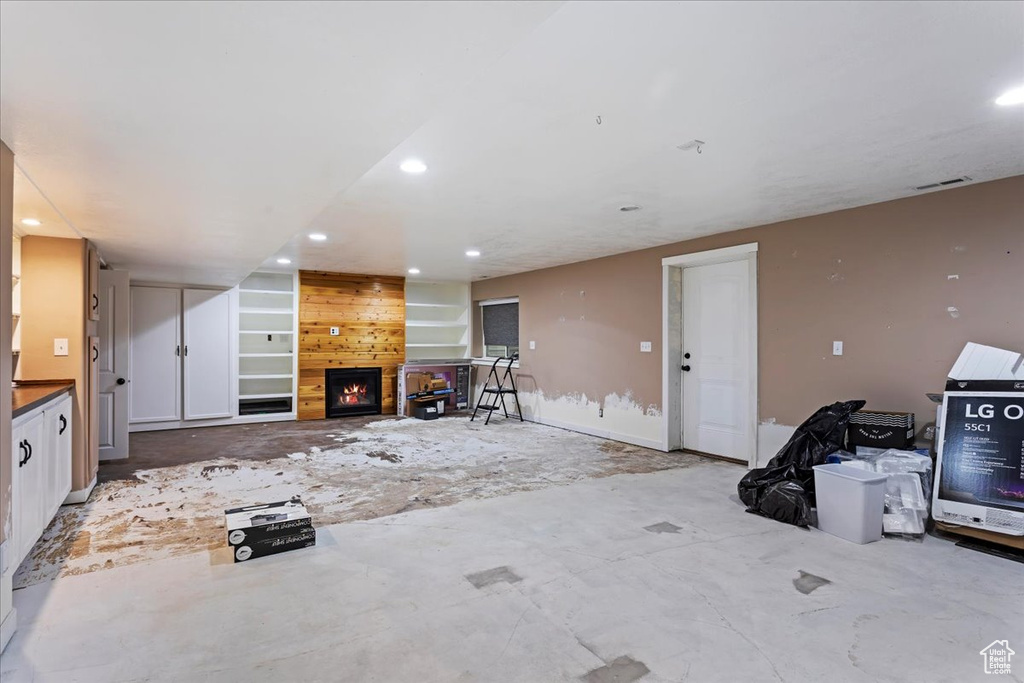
[340,382,368,405]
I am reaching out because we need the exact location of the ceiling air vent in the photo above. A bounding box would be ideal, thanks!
[915,176,972,191]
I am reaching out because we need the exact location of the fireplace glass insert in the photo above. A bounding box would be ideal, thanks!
[325,367,382,418]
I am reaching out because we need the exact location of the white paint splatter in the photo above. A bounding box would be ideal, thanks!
[947,306,960,319]
[947,274,959,280]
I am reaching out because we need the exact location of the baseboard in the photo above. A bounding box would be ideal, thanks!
[130,412,297,433]
[0,605,15,654]
[64,475,97,505]
[521,413,665,451]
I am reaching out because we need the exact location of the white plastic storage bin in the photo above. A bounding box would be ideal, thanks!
[813,463,888,544]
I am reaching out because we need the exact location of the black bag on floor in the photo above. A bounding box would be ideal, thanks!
[738,400,866,526]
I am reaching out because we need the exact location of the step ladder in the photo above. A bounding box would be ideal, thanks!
[471,355,524,425]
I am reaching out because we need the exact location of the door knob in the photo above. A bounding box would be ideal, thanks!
[116,377,127,385]
[681,365,691,372]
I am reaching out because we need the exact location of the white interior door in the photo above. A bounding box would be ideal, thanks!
[130,287,182,423]
[682,259,754,461]
[183,289,234,420]
[98,270,130,460]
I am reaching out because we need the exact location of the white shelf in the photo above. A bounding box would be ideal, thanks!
[240,374,293,380]
[406,321,467,328]
[240,330,295,335]
[406,343,468,348]
[239,353,293,358]
[239,392,294,399]
[240,308,294,315]
[240,288,293,295]
[406,302,463,309]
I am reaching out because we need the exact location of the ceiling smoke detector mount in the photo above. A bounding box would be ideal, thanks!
[677,139,706,154]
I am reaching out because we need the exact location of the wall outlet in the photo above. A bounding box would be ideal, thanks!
[640,341,652,353]
[832,340,843,356]
[330,327,340,336]
[54,338,69,356]
[529,340,535,350]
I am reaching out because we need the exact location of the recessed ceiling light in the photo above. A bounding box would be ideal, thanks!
[400,158,428,174]
[21,218,41,226]
[309,233,327,241]
[465,249,481,257]
[276,257,291,265]
[407,268,420,275]
[996,85,1024,106]
[619,205,642,212]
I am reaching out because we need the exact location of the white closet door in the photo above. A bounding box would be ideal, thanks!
[183,289,234,420]
[130,287,182,423]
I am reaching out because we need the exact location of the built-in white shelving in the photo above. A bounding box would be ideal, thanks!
[238,272,297,415]
[404,281,470,361]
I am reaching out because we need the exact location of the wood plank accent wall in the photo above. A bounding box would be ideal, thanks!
[298,271,405,420]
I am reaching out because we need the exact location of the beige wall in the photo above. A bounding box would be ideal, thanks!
[472,176,1024,441]
[0,142,12,545]
[20,236,94,490]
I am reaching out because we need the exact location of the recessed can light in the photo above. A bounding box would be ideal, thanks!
[21,218,41,226]
[309,233,327,241]
[400,158,428,174]
[465,249,481,257]
[407,268,420,275]
[619,205,641,212]
[996,85,1024,106]
[276,257,291,265]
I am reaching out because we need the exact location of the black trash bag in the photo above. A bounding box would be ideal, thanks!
[738,399,866,526]
[756,480,813,526]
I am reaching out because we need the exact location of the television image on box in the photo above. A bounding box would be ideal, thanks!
[932,391,1024,536]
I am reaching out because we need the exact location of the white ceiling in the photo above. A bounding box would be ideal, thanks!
[3,1,1023,285]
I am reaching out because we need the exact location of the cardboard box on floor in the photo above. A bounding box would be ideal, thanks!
[931,342,1024,546]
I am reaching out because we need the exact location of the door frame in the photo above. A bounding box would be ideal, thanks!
[661,243,758,465]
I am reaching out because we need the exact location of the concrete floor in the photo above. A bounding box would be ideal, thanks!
[16,417,697,587]
[3,461,1020,682]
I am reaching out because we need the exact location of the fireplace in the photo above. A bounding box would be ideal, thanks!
[325,367,382,418]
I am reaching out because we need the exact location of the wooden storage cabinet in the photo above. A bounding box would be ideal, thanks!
[10,393,73,568]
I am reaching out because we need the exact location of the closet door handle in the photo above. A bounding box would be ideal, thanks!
[176,345,180,357]
[92,346,99,362]
[92,293,99,311]
[184,345,188,357]
[59,414,68,434]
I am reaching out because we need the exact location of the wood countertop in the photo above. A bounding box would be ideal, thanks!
[12,380,75,419]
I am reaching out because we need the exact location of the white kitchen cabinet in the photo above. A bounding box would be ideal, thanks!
[183,289,233,420]
[46,394,74,520]
[130,286,235,425]
[10,392,73,569]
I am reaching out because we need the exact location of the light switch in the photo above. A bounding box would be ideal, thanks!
[833,341,844,356]
[529,340,536,350]
[330,327,340,336]
[54,338,69,356]
[640,341,652,353]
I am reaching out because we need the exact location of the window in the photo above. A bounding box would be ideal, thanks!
[479,298,519,359]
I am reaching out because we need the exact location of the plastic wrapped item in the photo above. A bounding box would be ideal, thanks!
[738,400,866,526]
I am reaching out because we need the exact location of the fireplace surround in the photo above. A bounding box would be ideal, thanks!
[325,367,383,418]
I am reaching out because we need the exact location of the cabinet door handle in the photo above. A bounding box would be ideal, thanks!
[176,345,180,357]
[18,440,28,467]
[24,439,32,464]
[184,345,188,357]
[59,414,68,434]
[92,293,99,310]
[92,346,99,362]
